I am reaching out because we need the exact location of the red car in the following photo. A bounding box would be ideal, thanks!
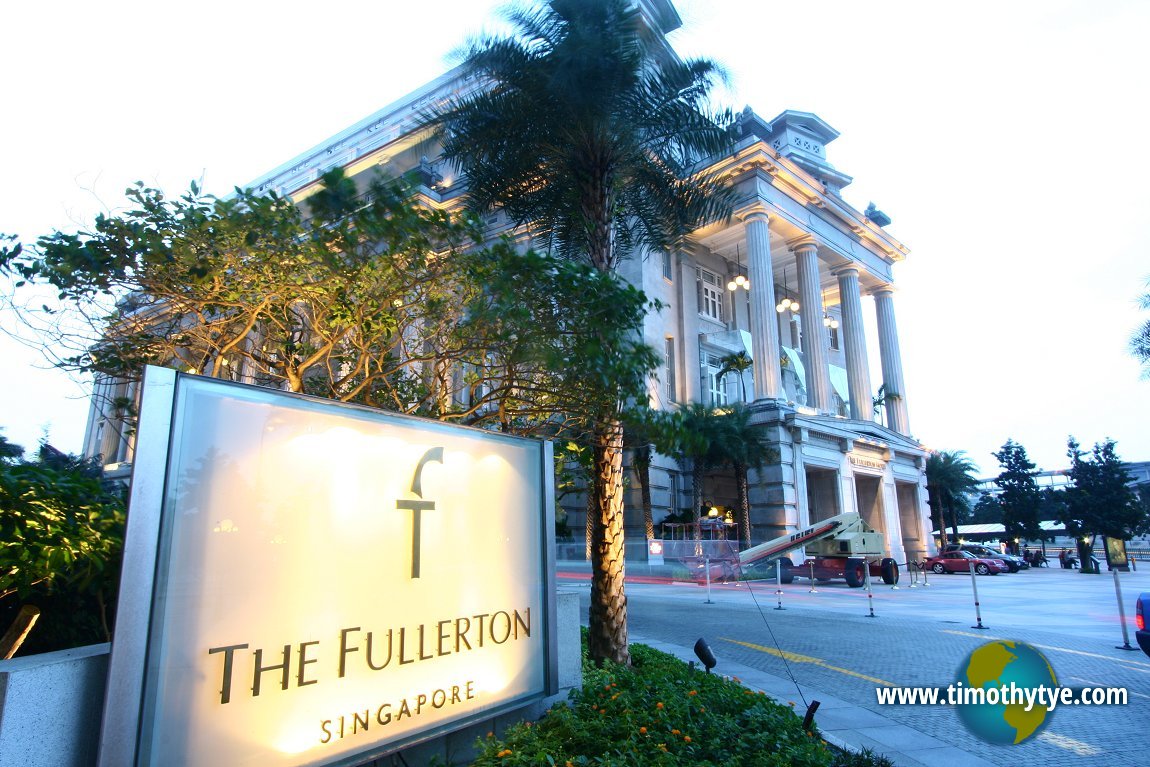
[924,550,1009,575]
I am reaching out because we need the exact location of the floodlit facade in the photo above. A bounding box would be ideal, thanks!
[82,0,934,563]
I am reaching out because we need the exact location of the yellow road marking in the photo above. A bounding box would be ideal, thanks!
[941,630,1150,668]
[720,637,897,687]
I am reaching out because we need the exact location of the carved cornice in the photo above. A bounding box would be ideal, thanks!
[787,235,819,253]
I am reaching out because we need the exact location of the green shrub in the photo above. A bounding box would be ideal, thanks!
[0,438,125,653]
[471,640,832,766]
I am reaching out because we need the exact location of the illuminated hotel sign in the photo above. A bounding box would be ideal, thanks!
[99,368,556,766]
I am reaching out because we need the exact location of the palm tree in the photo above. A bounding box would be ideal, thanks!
[717,351,752,402]
[622,412,664,542]
[431,0,734,666]
[712,405,777,549]
[925,450,980,548]
[1132,279,1150,378]
[676,403,728,542]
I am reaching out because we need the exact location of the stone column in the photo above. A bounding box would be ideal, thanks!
[794,240,831,412]
[97,379,126,464]
[835,266,873,420]
[82,375,109,459]
[743,212,783,401]
[873,286,910,434]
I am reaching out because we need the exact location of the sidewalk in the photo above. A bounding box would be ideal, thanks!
[631,633,998,767]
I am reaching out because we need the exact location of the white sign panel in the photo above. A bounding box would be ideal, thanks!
[101,369,555,766]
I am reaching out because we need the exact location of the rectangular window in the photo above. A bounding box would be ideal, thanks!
[697,268,724,322]
[664,337,676,403]
[662,251,674,282]
[705,353,728,407]
[828,325,840,351]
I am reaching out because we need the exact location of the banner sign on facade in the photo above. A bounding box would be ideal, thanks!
[99,367,556,766]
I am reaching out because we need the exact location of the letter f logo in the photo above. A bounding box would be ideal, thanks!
[395,447,444,578]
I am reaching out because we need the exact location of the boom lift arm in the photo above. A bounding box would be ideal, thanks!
[738,512,884,569]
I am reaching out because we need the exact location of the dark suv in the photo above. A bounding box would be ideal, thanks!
[943,543,1028,572]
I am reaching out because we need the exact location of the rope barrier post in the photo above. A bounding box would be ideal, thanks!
[968,560,988,629]
[774,559,785,610]
[921,560,930,587]
[704,556,714,604]
[1112,567,1138,651]
[864,562,876,618]
[808,560,818,593]
[908,561,918,588]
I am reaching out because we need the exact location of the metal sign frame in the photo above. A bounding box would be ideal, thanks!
[98,366,557,766]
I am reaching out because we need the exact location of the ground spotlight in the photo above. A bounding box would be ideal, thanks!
[693,637,717,673]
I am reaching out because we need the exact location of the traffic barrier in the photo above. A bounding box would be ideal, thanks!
[864,564,876,618]
[703,556,714,604]
[968,560,988,630]
[774,560,785,611]
[1112,568,1138,651]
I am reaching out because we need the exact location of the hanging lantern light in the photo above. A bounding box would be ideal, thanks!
[775,266,799,313]
[727,244,749,292]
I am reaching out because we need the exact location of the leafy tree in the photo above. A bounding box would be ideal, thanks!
[0,433,22,462]
[711,404,777,549]
[993,439,1046,545]
[0,171,488,417]
[1061,437,1148,572]
[1132,278,1150,378]
[0,437,125,653]
[925,450,980,547]
[458,247,660,437]
[430,0,734,665]
[970,492,1003,525]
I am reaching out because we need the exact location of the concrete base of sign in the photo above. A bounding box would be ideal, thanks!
[0,642,110,767]
[0,592,582,767]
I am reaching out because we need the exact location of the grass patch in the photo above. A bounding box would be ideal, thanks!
[470,635,887,766]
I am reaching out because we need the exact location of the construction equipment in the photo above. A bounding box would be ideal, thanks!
[679,512,899,587]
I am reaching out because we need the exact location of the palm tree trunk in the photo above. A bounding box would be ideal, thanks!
[635,445,654,541]
[692,459,706,544]
[736,463,751,549]
[927,485,947,549]
[588,418,630,666]
[948,499,959,543]
[585,479,596,561]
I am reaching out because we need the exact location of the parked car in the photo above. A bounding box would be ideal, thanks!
[944,543,1029,572]
[1136,593,1150,658]
[924,550,1010,575]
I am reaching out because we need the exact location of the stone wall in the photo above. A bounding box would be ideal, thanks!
[0,590,582,767]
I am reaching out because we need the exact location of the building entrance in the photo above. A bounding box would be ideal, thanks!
[854,474,887,550]
[805,468,840,524]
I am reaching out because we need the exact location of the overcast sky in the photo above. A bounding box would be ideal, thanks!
[2,0,1148,477]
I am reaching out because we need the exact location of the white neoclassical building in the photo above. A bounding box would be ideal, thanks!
[82,0,934,564]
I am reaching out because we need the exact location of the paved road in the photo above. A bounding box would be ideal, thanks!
[562,564,1150,766]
